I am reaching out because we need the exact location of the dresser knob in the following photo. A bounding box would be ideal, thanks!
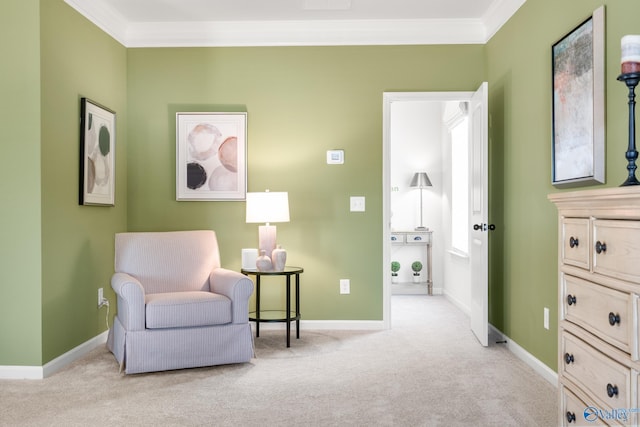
[566,411,576,423]
[609,312,621,326]
[564,353,574,364]
[606,383,619,398]
[595,241,607,254]
[569,237,579,248]
[567,294,577,305]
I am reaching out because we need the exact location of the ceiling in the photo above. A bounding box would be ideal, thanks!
[64,0,526,47]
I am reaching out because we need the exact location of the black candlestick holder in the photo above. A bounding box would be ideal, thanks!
[617,72,640,186]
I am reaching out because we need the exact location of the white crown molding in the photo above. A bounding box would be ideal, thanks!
[64,0,128,46]
[483,0,527,41]
[65,0,527,47]
[126,19,486,48]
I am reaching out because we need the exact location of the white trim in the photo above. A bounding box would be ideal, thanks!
[489,324,558,387]
[0,365,43,380]
[483,0,527,42]
[64,0,527,47]
[64,0,128,46]
[0,331,109,380]
[444,290,471,317]
[124,19,485,48]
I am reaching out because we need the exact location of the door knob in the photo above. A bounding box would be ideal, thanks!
[473,223,496,231]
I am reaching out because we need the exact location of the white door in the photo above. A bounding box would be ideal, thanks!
[469,82,489,346]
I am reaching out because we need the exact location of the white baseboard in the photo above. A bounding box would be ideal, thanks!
[0,330,109,380]
[489,324,558,387]
[442,291,470,317]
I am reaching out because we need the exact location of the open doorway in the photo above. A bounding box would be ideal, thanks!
[382,88,488,335]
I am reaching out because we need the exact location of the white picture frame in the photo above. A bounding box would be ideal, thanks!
[176,112,247,201]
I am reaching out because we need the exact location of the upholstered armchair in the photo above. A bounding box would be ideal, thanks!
[106,230,254,374]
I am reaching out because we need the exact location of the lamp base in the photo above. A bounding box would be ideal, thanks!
[258,225,277,258]
[414,226,429,231]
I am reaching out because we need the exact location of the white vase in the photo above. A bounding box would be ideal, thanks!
[271,245,287,271]
[391,275,398,284]
[256,250,273,271]
[413,275,421,283]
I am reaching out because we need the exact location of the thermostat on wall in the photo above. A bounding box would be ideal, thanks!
[326,149,344,164]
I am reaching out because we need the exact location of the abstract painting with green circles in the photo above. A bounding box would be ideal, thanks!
[176,112,247,201]
[80,98,116,206]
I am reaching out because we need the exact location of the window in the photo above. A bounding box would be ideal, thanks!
[450,116,469,255]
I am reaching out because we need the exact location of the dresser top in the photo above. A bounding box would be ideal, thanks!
[549,186,640,212]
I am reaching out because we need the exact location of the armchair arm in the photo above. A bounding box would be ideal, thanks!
[210,268,254,324]
[111,272,146,331]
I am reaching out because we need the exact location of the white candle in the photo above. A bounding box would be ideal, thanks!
[241,248,258,270]
[621,35,640,73]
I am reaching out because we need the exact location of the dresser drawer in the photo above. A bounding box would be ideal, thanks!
[593,220,640,283]
[390,233,404,244]
[561,332,632,412]
[405,233,430,244]
[560,385,609,426]
[563,275,635,356]
[562,218,590,270]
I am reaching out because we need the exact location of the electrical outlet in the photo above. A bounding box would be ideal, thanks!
[98,288,109,308]
[544,307,549,330]
[340,279,350,294]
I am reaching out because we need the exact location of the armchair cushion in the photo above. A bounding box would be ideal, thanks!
[145,291,231,329]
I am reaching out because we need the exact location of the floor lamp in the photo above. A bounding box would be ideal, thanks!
[410,172,432,231]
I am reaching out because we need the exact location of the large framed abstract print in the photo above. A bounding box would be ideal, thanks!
[176,112,247,201]
[80,98,116,206]
[551,6,605,187]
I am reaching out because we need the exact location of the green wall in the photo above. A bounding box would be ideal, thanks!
[0,0,42,366]
[6,0,640,372]
[0,0,127,367]
[126,45,485,320]
[39,0,127,363]
[487,0,640,369]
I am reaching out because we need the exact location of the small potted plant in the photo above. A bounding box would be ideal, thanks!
[411,261,423,283]
[391,261,401,283]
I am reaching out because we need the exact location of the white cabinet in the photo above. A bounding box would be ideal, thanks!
[550,188,640,426]
[390,230,433,294]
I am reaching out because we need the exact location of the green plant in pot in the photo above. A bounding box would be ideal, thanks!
[411,261,423,283]
[391,261,400,283]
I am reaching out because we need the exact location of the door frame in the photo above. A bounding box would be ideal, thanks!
[382,90,475,329]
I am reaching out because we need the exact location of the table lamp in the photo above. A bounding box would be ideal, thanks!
[410,172,432,231]
[246,190,290,259]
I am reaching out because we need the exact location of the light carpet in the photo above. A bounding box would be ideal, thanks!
[0,296,557,426]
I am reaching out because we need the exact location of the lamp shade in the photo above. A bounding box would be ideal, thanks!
[410,172,432,188]
[246,191,290,224]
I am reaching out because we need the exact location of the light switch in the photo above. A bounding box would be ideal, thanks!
[350,196,365,212]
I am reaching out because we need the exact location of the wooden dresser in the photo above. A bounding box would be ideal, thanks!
[549,187,640,426]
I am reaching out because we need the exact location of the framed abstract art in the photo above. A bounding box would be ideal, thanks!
[80,98,116,206]
[551,6,605,187]
[176,112,247,201]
